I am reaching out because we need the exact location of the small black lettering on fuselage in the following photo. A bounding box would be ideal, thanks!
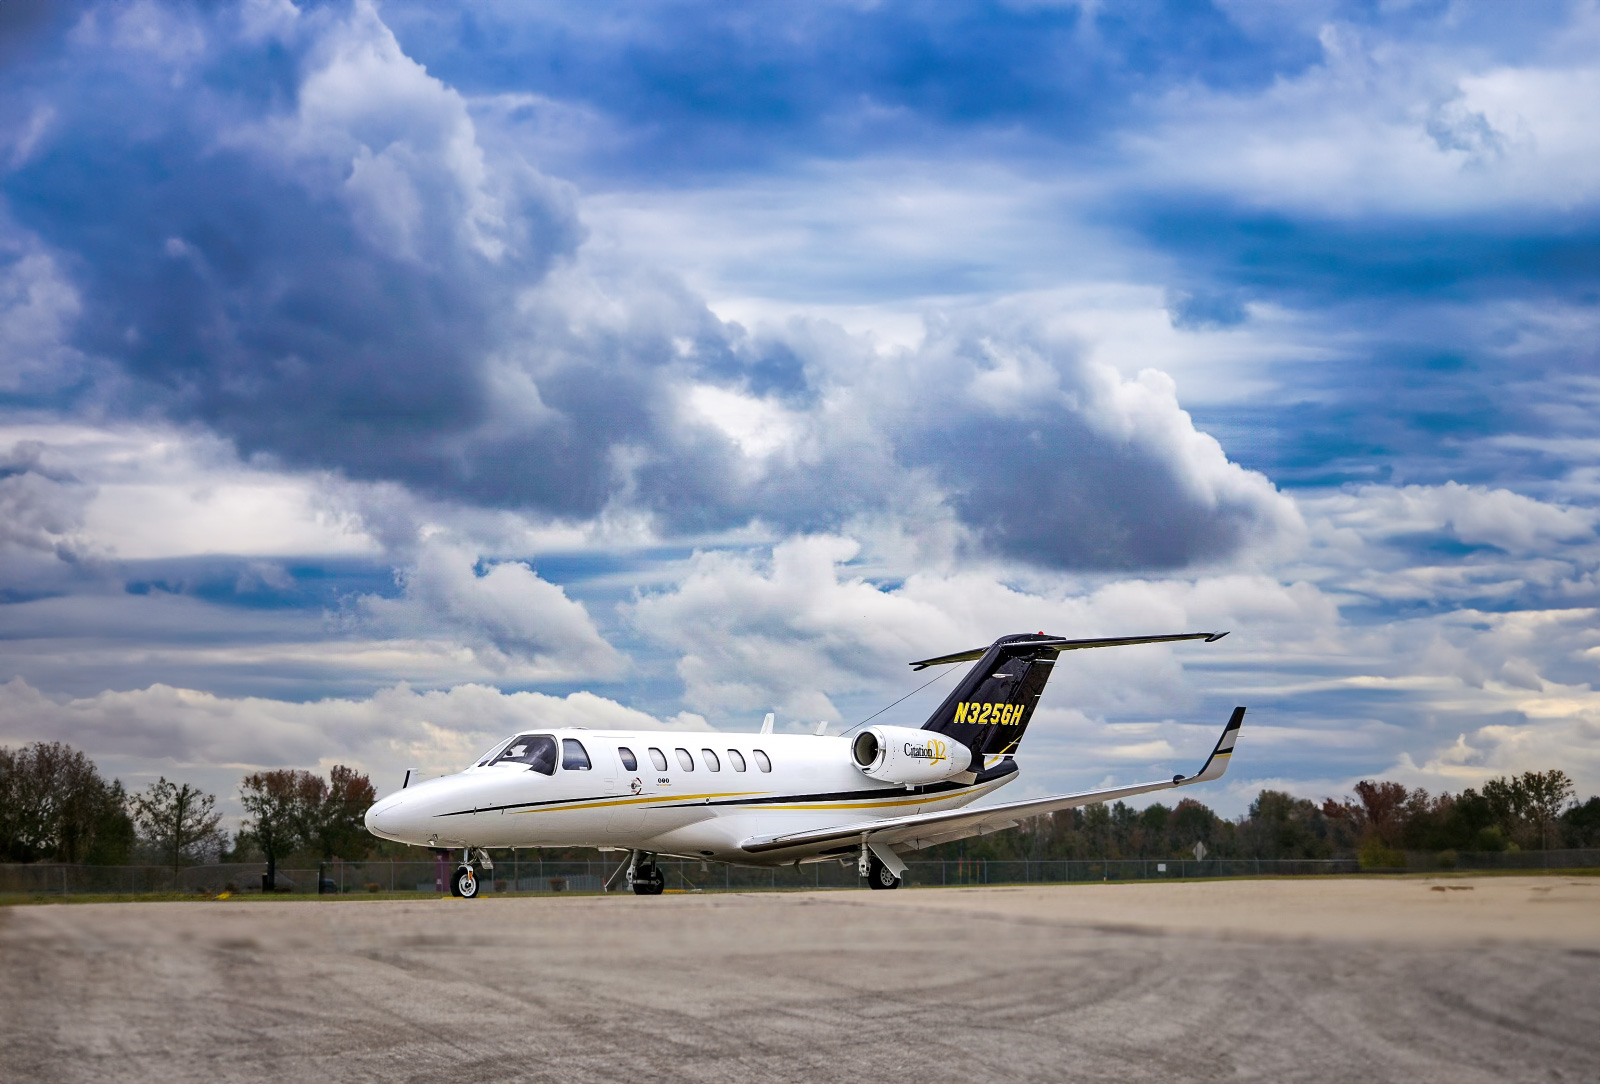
[903,739,950,763]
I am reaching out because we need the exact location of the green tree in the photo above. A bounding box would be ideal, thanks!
[1424,788,1498,851]
[239,769,319,890]
[0,742,135,863]
[1516,770,1576,850]
[303,765,377,861]
[1170,798,1219,854]
[1562,796,1600,847]
[84,779,137,864]
[131,778,225,875]
[1244,790,1330,859]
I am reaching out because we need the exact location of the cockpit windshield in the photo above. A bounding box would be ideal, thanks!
[489,734,558,776]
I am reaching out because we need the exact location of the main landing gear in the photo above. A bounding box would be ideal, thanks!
[860,844,901,890]
[628,851,665,895]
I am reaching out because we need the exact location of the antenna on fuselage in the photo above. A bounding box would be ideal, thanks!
[760,712,775,734]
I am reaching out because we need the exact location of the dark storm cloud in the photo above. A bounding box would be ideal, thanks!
[877,319,1295,569]
[384,0,1324,183]
[0,1,1296,573]
[4,4,592,505]
[1147,201,1600,493]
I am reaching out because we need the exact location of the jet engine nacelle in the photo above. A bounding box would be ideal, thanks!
[850,725,972,786]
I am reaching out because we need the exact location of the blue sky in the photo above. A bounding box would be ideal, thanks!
[1,0,1598,820]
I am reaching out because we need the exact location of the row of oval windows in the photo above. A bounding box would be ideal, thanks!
[618,745,770,774]
[486,734,772,776]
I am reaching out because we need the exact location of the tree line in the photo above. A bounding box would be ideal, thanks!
[928,769,1600,865]
[0,742,374,886]
[3,741,1598,870]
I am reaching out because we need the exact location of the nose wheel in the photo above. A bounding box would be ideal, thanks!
[451,864,480,898]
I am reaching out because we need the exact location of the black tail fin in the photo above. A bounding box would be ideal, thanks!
[917,633,1065,758]
[912,630,1228,758]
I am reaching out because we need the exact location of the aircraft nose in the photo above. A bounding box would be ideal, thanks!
[365,795,404,838]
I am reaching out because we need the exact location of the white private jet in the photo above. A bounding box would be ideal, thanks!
[365,631,1245,897]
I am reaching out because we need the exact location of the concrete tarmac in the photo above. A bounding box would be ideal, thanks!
[2,877,1597,1084]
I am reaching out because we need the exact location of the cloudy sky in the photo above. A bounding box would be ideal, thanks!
[2,0,1598,823]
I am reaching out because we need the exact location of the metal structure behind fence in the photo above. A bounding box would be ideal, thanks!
[2,848,1596,897]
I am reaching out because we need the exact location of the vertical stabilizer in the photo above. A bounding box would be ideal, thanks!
[918,634,1065,758]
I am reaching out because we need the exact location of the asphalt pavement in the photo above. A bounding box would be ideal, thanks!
[2,878,1596,1083]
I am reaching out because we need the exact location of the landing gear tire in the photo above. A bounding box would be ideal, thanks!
[453,864,480,899]
[867,855,901,890]
[631,863,665,896]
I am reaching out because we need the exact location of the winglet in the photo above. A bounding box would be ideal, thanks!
[761,712,775,734]
[1176,706,1245,785]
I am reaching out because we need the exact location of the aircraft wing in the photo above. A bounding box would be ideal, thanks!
[740,706,1245,859]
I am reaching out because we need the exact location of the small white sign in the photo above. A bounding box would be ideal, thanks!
[1157,863,1166,872]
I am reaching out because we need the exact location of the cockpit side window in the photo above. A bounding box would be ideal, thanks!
[562,738,592,771]
[476,737,515,767]
[492,734,558,776]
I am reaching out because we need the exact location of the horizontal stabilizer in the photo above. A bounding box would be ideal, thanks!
[910,631,1227,670]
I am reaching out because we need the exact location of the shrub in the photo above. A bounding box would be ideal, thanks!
[1358,839,1405,869]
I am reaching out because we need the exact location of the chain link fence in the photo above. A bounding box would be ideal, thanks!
[3,848,1593,898]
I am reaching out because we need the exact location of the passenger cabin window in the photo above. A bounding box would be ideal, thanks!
[492,734,557,776]
[649,747,668,772]
[562,738,592,771]
[727,749,747,772]
[701,748,721,772]
[617,746,638,771]
[675,748,695,772]
[753,749,772,773]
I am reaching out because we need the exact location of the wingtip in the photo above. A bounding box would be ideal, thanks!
[1204,631,1230,643]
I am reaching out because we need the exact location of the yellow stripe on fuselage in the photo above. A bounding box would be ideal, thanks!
[507,790,766,815]
[503,778,1003,817]
[750,778,1004,813]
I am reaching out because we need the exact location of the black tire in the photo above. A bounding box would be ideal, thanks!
[867,855,900,890]
[631,863,665,895]
[454,865,479,899]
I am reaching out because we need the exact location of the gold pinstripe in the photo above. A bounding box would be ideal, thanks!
[507,790,766,815]
[729,778,1005,813]
[503,777,1005,816]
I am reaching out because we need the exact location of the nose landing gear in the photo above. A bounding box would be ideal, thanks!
[451,864,479,898]
[450,848,493,899]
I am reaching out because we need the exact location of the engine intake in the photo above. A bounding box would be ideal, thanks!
[850,725,972,786]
